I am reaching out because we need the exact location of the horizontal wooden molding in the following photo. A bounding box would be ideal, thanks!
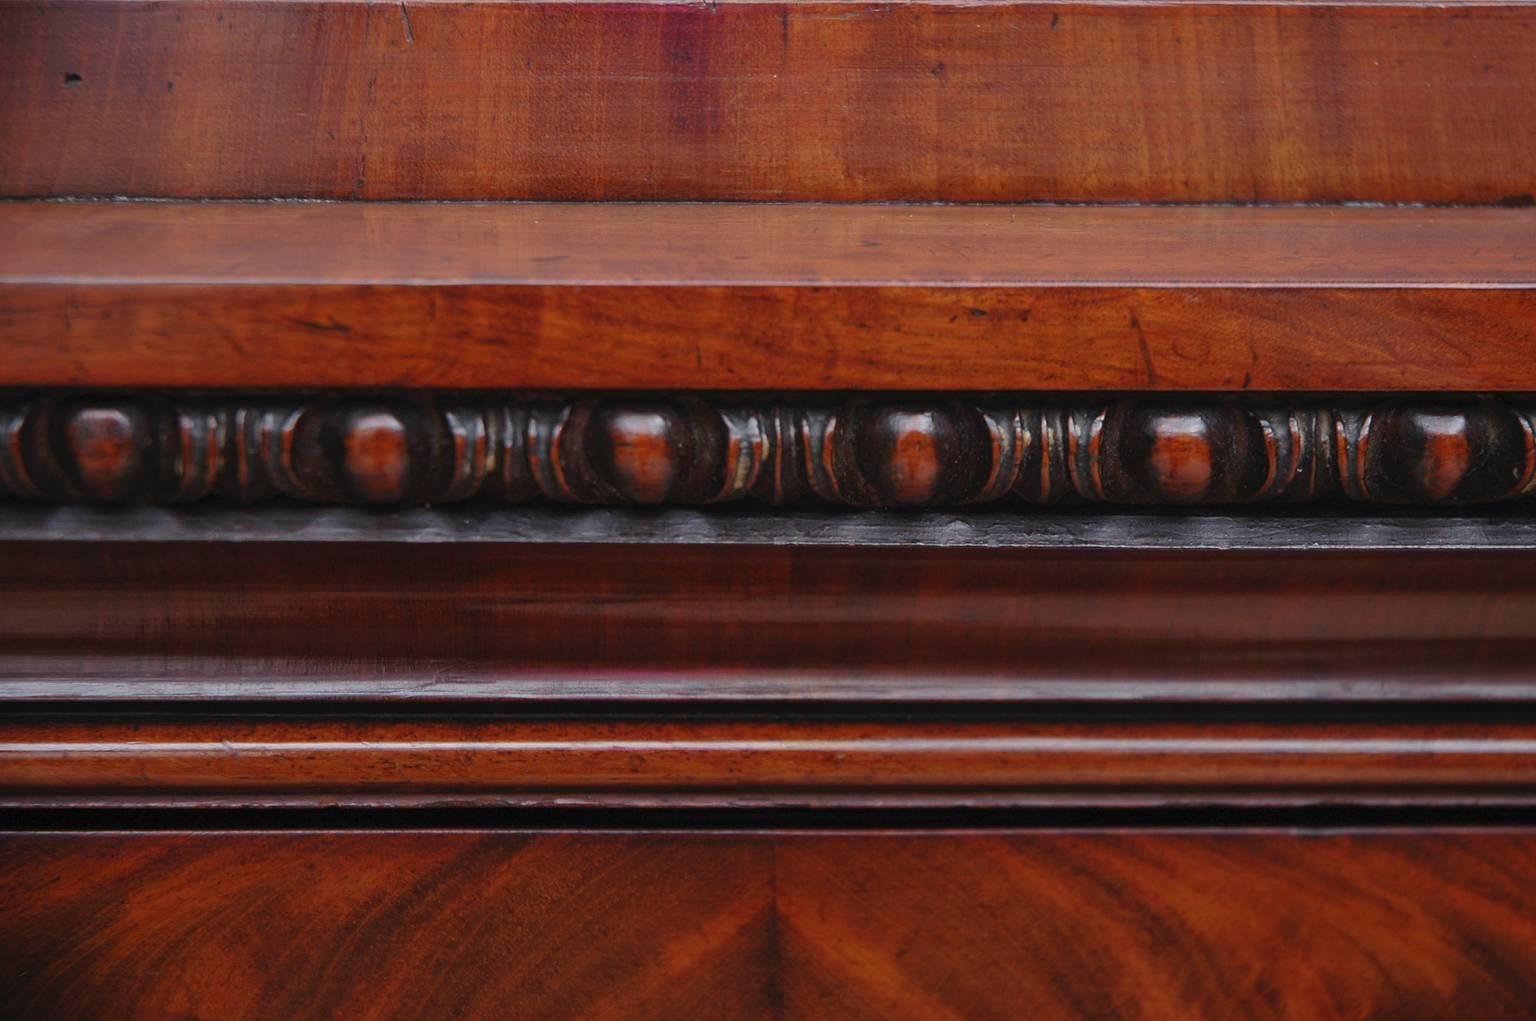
[4,393,1536,509]
[6,506,1536,551]
[5,541,1534,704]
[8,204,1536,392]
[6,719,1536,809]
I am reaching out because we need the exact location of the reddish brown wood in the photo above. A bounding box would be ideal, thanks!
[3,830,1536,1019]
[20,282,1536,391]
[4,718,1536,808]
[7,392,1536,507]
[6,5,1535,1015]
[4,203,1536,391]
[4,1,1535,203]
[9,203,1536,286]
[4,541,1536,702]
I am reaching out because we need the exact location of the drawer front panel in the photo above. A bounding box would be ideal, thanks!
[4,830,1534,1020]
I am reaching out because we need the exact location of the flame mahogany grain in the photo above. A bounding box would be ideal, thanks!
[7,1,1536,1014]
[4,830,1536,1020]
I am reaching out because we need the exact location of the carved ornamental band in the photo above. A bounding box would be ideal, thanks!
[2,394,1534,508]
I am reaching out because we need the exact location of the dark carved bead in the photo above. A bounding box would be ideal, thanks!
[847,401,993,506]
[1344,402,1536,505]
[59,403,149,502]
[2,392,1535,510]
[335,406,415,504]
[7,397,158,504]
[1085,404,1235,504]
[583,403,688,504]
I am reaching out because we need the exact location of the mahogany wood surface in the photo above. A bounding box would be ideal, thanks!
[5,540,1536,702]
[8,391,1536,508]
[5,203,1536,391]
[11,203,1536,286]
[5,718,1536,808]
[4,1,1536,203]
[4,829,1536,1020]
[23,282,1536,391]
[7,0,1536,1013]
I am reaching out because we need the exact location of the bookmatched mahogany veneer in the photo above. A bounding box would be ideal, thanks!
[5,0,1536,1017]
[7,829,1536,1021]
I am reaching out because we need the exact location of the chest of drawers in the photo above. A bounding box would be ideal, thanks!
[4,3,1536,1017]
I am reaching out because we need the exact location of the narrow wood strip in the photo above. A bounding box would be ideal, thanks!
[3,505,1536,550]
[4,1,1535,202]
[14,283,1536,391]
[5,392,1536,508]
[4,719,1536,807]
[5,203,1536,390]
[7,203,1536,285]
[4,542,1535,703]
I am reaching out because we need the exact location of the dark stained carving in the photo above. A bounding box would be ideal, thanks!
[2,394,1534,509]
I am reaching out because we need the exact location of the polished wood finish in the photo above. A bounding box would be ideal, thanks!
[22,283,1536,391]
[7,504,1536,550]
[7,0,1536,1013]
[5,829,1536,1019]
[8,391,1536,507]
[5,203,1536,391]
[5,541,1536,702]
[5,718,1536,808]
[11,203,1536,285]
[5,1,1536,203]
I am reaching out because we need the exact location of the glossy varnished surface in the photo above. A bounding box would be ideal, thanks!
[3,829,1536,1019]
[17,283,1536,391]
[4,2,1536,203]
[7,1,1536,1015]
[4,718,1536,808]
[5,204,1536,391]
[8,203,1536,285]
[8,391,1536,508]
[4,541,1536,701]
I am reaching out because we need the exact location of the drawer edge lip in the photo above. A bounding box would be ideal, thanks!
[4,506,1536,550]
[5,718,1536,809]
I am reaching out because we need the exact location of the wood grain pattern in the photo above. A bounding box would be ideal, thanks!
[4,1,1536,202]
[10,203,1536,285]
[5,718,1536,808]
[5,203,1536,391]
[5,541,1536,703]
[6,392,1536,508]
[4,830,1536,1019]
[15,283,1533,392]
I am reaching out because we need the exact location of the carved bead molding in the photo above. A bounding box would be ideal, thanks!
[2,394,1535,508]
